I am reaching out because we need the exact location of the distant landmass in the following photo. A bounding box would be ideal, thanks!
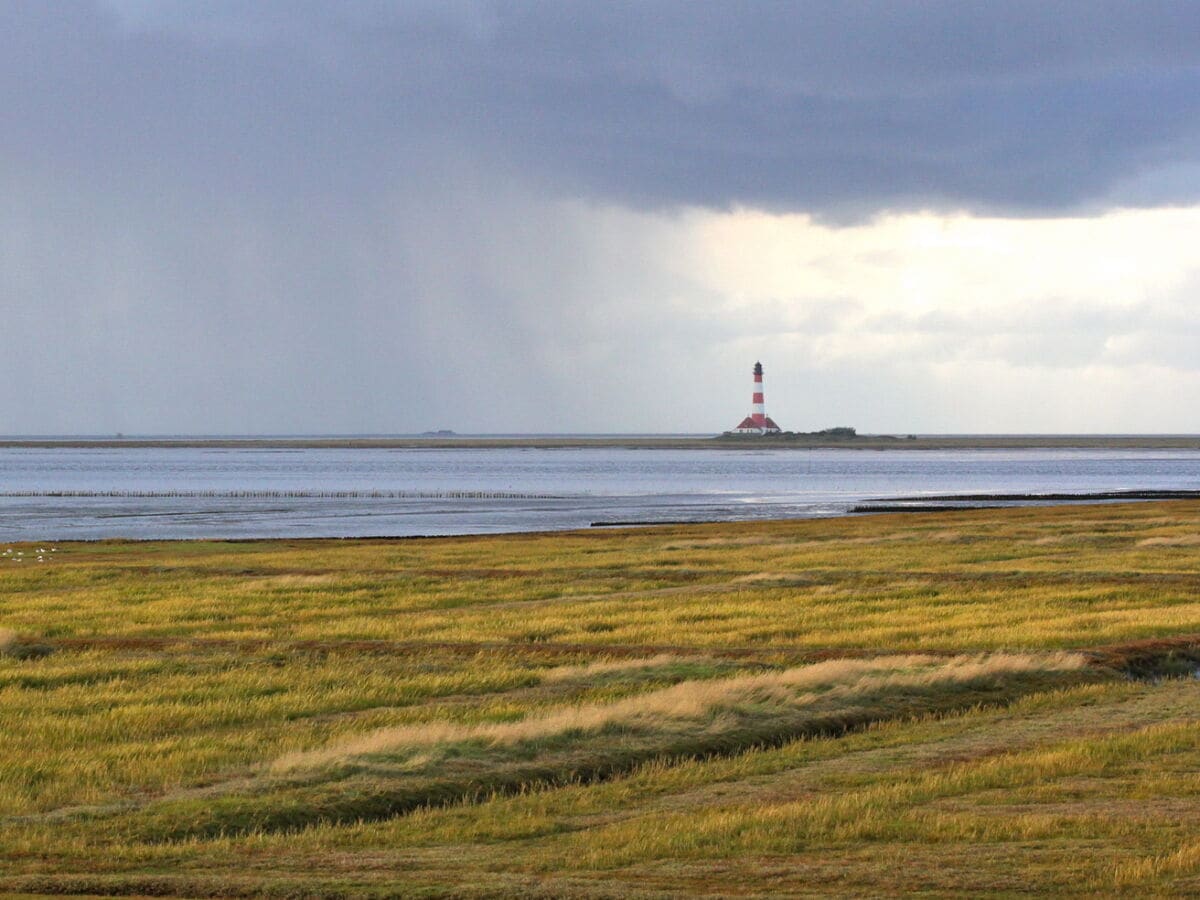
[717,426,911,443]
[4,433,1200,450]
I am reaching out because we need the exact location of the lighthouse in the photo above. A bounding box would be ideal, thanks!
[732,362,782,434]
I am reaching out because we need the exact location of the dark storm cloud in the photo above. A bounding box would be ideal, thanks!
[6,0,1200,214]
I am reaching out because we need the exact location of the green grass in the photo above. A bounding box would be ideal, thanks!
[3,501,1200,896]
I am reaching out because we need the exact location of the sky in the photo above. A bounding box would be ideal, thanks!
[4,1,1200,434]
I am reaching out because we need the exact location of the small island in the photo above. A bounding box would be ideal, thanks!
[716,426,910,443]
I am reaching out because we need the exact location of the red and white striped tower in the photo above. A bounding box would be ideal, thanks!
[732,361,782,434]
[751,362,766,428]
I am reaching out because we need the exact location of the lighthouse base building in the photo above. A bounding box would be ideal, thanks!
[733,415,782,434]
[731,362,783,434]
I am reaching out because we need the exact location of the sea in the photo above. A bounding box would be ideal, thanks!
[1,444,1199,541]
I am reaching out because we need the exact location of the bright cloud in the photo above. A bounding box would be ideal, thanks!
[541,202,1200,432]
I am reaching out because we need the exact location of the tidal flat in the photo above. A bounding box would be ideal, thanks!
[3,501,1200,896]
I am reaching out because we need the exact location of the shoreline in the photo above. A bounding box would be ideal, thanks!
[5,495,1198,545]
[4,435,1200,450]
[851,489,1200,512]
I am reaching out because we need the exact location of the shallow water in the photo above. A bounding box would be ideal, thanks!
[1,446,1198,540]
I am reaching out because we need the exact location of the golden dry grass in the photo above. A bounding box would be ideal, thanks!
[273,653,1088,773]
[1138,534,1200,546]
[538,653,686,682]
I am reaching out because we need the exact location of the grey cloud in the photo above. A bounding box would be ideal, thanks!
[4,1,1200,215]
